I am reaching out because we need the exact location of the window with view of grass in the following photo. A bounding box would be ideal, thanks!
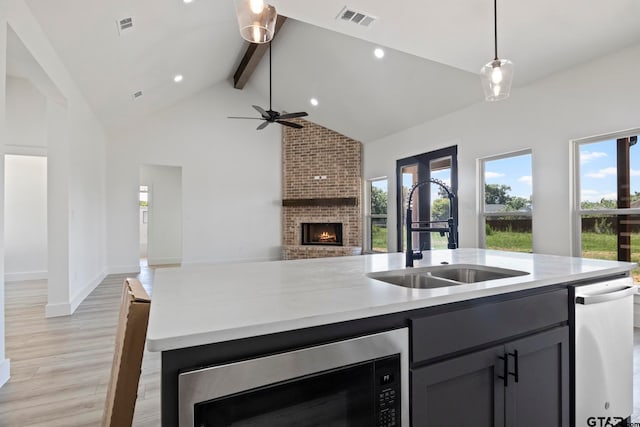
[480,151,533,253]
[574,133,640,284]
[367,178,388,253]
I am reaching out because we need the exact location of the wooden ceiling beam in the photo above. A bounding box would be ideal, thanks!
[233,15,287,89]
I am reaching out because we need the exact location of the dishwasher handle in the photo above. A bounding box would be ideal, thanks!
[575,285,636,305]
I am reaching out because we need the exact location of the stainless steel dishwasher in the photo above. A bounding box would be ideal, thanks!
[571,276,636,427]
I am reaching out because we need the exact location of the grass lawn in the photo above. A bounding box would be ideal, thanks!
[375,227,640,282]
[372,225,388,252]
[486,231,532,253]
[487,230,640,282]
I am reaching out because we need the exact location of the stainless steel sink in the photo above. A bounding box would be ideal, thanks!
[367,264,529,289]
[429,264,529,283]
[367,272,459,289]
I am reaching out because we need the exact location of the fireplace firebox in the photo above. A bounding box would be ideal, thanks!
[301,223,343,246]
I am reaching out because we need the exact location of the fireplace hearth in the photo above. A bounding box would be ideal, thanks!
[301,223,343,246]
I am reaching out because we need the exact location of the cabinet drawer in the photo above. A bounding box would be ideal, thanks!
[411,289,568,363]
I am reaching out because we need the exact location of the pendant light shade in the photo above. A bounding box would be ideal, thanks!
[480,58,514,101]
[234,0,277,44]
[480,0,513,101]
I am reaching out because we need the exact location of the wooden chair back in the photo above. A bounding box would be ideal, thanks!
[103,278,151,427]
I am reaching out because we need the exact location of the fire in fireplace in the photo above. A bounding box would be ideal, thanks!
[301,223,343,246]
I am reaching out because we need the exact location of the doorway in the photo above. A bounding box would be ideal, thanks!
[4,24,68,322]
[139,165,183,267]
[139,185,149,259]
[4,155,47,282]
[396,146,458,252]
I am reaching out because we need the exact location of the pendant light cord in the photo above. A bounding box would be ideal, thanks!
[493,0,498,60]
[269,42,272,111]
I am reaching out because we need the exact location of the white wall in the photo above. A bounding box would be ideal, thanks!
[4,155,47,281]
[139,206,147,257]
[140,165,182,265]
[364,43,640,256]
[0,9,9,387]
[4,75,47,282]
[1,0,108,323]
[107,81,282,271]
[5,76,46,152]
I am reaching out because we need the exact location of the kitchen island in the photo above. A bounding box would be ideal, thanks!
[147,249,636,426]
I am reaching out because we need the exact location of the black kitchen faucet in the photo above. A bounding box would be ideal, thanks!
[405,178,457,267]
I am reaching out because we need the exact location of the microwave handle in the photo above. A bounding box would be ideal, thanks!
[575,286,636,305]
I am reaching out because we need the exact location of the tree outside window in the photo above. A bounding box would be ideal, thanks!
[575,134,640,283]
[480,151,533,253]
[368,179,388,253]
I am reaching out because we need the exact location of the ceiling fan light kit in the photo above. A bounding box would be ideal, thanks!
[480,0,514,101]
[234,0,277,44]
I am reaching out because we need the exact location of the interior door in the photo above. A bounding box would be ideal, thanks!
[397,146,458,252]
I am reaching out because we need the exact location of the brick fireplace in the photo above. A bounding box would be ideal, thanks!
[282,119,362,260]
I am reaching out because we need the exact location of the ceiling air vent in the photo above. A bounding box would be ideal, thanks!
[132,90,143,100]
[336,7,377,27]
[117,17,134,35]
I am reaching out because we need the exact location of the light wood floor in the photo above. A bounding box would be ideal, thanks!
[1,269,640,426]
[0,272,160,427]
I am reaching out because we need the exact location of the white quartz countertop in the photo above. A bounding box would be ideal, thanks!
[146,249,635,352]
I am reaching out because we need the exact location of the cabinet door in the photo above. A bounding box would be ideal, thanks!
[412,345,506,427]
[504,327,570,427]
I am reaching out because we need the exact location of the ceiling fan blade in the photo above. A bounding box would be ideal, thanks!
[252,105,269,118]
[228,116,263,120]
[278,111,308,120]
[256,121,270,130]
[277,120,304,129]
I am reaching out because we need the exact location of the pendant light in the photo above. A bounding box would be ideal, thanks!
[234,0,277,44]
[480,0,514,101]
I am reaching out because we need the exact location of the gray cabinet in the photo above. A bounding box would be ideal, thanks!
[412,344,505,426]
[412,326,569,427]
[410,289,570,426]
[504,327,569,427]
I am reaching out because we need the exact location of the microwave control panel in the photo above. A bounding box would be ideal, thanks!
[375,355,401,427]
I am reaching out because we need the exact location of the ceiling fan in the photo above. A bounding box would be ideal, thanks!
[228,42,308,130]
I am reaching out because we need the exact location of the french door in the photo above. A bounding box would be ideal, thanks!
[396,146,458,252]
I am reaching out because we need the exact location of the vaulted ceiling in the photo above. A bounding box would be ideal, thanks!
[22,0,640,142]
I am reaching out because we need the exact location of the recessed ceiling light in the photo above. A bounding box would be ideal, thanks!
[310,98,319,106]
[374,48,385,59]
[183,0,194,3]
[174,74,183,83]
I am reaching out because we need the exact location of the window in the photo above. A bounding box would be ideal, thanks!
[367,178,388,253]
[574,133,640,283]
[140,185,149,223]
[397,146,458,252]
[480,151,533,253]
[139,185,149,207]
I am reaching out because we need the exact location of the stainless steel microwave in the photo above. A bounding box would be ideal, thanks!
[178,328,409,426]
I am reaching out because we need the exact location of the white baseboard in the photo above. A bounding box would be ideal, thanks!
[45,271,107,318]
[5,271,48,282]
[147,257,182,266]
[69,271,106,314]
[45,301,72,318]
[0,359,10,388]
[107,265,141,275]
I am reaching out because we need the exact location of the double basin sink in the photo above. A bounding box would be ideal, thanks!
[367,264,529,289]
